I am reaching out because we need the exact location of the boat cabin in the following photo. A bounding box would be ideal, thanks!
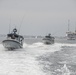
[7,28,24,45]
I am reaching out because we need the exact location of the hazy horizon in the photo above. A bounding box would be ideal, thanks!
[0,0,76,36]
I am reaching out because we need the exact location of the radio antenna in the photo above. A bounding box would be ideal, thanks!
[75,23,76,32]
[68,19,70,31]
[9,18,11,33]
[18,15,25,34]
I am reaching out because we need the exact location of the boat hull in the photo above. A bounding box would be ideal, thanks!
[43,38,54,44]
[2,40,22,50]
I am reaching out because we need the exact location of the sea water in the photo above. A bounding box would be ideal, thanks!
[0,37,76,75]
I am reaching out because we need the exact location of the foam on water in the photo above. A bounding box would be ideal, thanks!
[56,64,71,75]
[59,43,76,47]
[0,44,5,51]
[0,42,74,75]
[23,42,62,57]
[0,55,45,75]
[0,43,46,75]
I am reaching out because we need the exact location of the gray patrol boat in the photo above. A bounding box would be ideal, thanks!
[2,28,24,50]
[43,34,55,44]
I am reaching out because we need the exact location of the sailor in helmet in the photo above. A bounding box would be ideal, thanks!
[13,28,17,34]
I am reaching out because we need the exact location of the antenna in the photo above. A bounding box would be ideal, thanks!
[68,19,70,31]
[9,18,11,33]
[75,23,76,32]
[18,15,25,34]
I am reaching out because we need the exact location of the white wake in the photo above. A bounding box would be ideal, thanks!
[0,42,75,75]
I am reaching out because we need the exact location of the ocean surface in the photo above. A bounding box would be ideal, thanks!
[0,37,76,75]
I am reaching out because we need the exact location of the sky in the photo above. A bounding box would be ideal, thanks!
[0,0,76,36]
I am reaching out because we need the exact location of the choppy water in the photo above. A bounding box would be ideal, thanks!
[0,38,76,75]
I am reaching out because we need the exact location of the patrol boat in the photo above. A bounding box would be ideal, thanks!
[2,28,24,50]
[43,34,55,44]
